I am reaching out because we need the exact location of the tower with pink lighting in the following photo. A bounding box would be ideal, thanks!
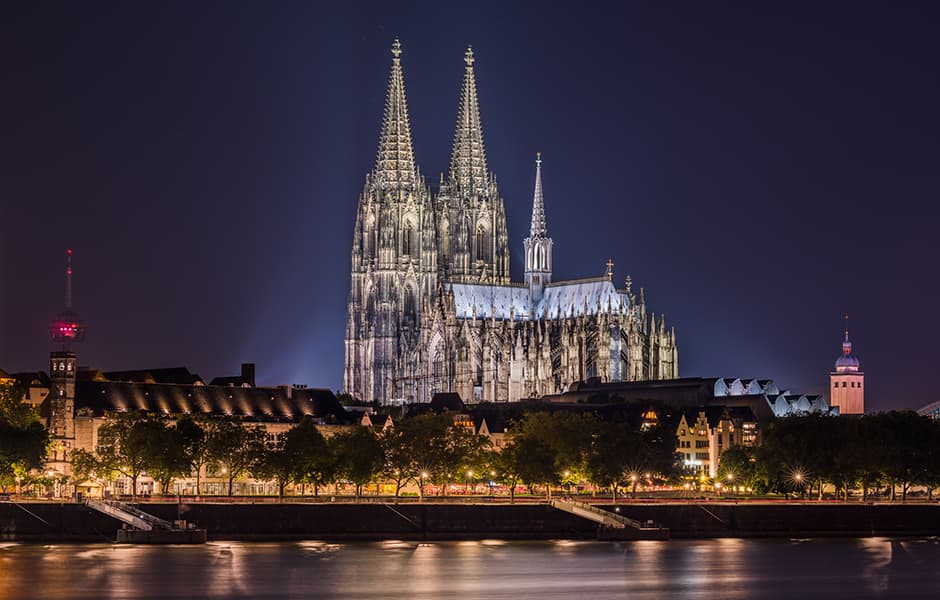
[47,249,86,477]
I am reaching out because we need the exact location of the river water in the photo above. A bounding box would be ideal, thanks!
[1,538,938,599]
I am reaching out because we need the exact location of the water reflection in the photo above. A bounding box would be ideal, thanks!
[0,538,938,599]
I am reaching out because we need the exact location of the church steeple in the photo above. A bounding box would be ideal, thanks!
[530,152,547,236]
[437,46,509,284]
[449,46,488,194]
[375,38,417,189]
[524,153,553,301]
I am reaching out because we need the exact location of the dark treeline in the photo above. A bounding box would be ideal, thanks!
[719,412,940,501]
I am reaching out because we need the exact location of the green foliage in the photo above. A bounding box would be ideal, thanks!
[331,426,384,497]
[379,413,490,497]
[742,411,940,500]
[286,417,335,496]
[0,381,48,491]
[205,419,267,496]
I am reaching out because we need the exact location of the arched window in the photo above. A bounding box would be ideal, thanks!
[476,225,489,263]
[402,224,413,256]
[364,214,375,257]
[440,222,450,260]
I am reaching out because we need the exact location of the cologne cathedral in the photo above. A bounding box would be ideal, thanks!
[344,40,678,405]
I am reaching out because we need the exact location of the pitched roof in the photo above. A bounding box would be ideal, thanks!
[100,367,204,386]
[73,381,350,424]
[430,392,465,412]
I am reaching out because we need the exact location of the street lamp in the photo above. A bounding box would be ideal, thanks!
[466,470,474,496]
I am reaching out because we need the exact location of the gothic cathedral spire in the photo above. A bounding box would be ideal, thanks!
[346,39,436,405]
[449,47,488,194]
[530,152,547,237]
[524,153,553,301]
[375,38,417,189]
[437,46,510,284]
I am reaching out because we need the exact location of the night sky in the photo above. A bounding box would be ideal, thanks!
[2,2,938,411]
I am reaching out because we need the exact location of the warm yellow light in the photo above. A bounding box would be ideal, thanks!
[421,471,429,479]
[467,470,473,477]
[563,470,570,478]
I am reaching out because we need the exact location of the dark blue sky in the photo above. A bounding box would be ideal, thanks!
[1,2,937,411]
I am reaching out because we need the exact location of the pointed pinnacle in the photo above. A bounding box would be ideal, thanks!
[391,38,402,59]
[465,46,475,66]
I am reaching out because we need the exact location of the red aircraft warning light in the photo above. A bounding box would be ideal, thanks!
[49,249,87,347]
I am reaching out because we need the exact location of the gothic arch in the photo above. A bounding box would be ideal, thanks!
[475,221,491,263]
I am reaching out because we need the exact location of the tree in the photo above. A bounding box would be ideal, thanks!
[331,427,383,498]
[89,412,158,499]
[252,434,293,498]
[206,420,266,496]
[142,420,190,495]
[0,381,48,493]
[584,422,641,501]
[176,416,209,494]
[716,445,760,492]
[488,445,523,502]
[287,417,334,497]
[380,427,413,497]
[506,431,559,498]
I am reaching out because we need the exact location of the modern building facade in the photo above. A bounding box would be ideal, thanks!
[344,41,678,405]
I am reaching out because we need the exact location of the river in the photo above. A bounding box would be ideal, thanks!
[1,538,938,598]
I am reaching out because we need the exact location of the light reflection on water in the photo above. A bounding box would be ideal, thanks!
[0,538,938,599]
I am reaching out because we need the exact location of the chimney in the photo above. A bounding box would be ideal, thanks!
[241,363,256,387]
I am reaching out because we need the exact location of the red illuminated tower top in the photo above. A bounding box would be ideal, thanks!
[48,249,87,348]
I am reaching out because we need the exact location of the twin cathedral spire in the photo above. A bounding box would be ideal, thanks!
[346,40,676,405]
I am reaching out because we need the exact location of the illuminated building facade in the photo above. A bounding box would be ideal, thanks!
[344,41,678,405]
[830,325,864,415]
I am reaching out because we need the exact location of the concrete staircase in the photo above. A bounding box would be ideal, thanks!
[550,499,669,540]
[85,499,205,543]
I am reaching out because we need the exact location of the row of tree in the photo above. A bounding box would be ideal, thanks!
[718,411,940,500]
[69,410,681,500]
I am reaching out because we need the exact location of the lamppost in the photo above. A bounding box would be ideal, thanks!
[630,473,638,499]
[563,470,571,497]
[466,470,474,496]
[794,472,804,499]
[420,471,429,500]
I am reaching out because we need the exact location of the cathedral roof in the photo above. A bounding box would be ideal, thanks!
[448,278,629,320]
[375,38,418,190]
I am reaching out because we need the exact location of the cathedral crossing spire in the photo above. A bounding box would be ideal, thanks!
[449,46,488,193]
[375,38,417,189]
[530,152,548,237]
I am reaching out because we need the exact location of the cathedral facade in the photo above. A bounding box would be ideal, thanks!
[344,40,678,405]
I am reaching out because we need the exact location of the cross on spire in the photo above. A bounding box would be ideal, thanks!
[606,258,614,281]
[464,46,474,66]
